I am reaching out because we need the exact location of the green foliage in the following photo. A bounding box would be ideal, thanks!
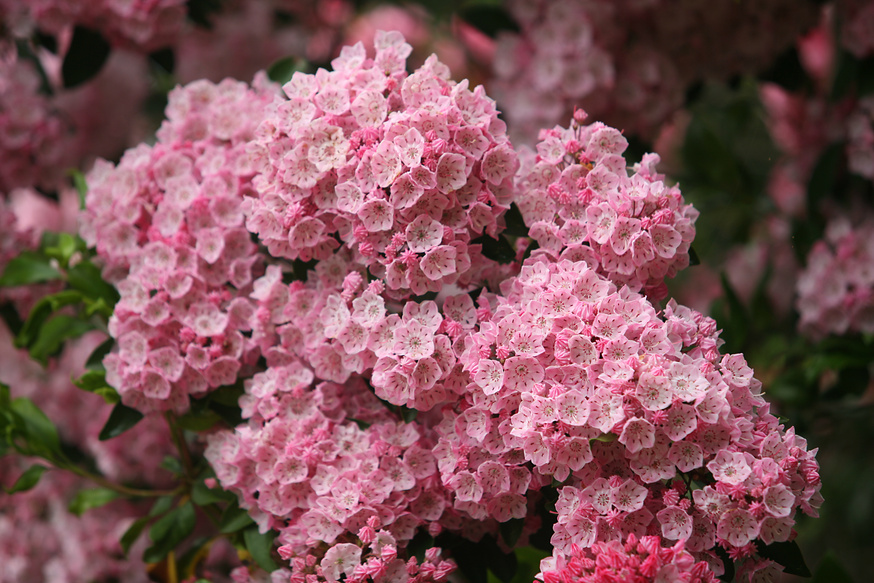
[243,527,279,572]
[98,403,144,441]
[267,56,309,85]
[0,252,62,286]
[68,488,121,516]
[4,464,49,494]
[144,501,196,563]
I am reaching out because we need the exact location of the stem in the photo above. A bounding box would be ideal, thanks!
[66,464,181,498]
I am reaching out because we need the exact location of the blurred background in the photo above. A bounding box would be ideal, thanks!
[1,0,872,581]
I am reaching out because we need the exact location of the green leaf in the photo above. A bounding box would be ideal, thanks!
[499,518,525,547]
[268,56,308,86]
[150,495,177,517]
[16,290,84,349]
[192,477,235,506]
[473,234,516,264]
[0,302,24,337]
[219,501,255,534]
[177,409,221,431]
[0,252,62,286]
[688,246,701,266]
[5,464,48,493]
[811,551,855,583]
[502,203,529,237]
[145,501,196,563]
[68,487,120,516]
[99,403,144,441]
[72,369,119,404]
[69,169,88,210]
[62,26,111,88]
[121,516,150,555]
[400,406,418,424]
[243,527,279,572]
[29,314,94,364]
[10,397,63,459]
[509,547,551,583]
[754,540,811,577]
[67,260,119,306]
[86,338,114,370]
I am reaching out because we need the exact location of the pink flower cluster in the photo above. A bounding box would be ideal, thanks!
[797,216,874,338]
[204,366,464,581]
[437,257,821,576]
[72,32,821,582]
[541,534,717,583]
[80,76,277,412]
[3,0,187,51]
[244,31,517,298]
[0,59,69,192]
[515,115,697,299]
[489,0,816,142]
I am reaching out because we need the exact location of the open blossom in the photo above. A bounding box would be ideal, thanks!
[244,31,517,299]
[514,116,697,299]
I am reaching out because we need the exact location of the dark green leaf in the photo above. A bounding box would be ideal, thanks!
[68,487,120,515]
[5,464,48,494]
[474,234,516,264]
[688,246,701,266]
[62,26,111,88]
[811,551,854,583]
[400,406,418,424]
[145,501,196,563]
[0,252,62,286]
[0,303,24,337]
[29,314,94,364]
[191,478,235,506]
[150,495,176,517]
[86,338,114,370]
[510,547,551,583]
[406,531,434,563]
[714,545,735,582]
[149,48,175,73]
[268,56,308,86]
[502,203,529,237]
[121,516,150,555]
[10,397,62,459]
[717,273,748,353]
[220,501,255,533]
[346,417,371,430]
[243,527,279,572]
[177,409,221,431]
[485,536,518,583]
[460,5,519,38]
[16,290,83,350]
[69,169,88,210]
[499,518,525,547]
[755,540,811,577]
[160,456,184,475]
[99,403,144,441]
[67,260,119,306]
